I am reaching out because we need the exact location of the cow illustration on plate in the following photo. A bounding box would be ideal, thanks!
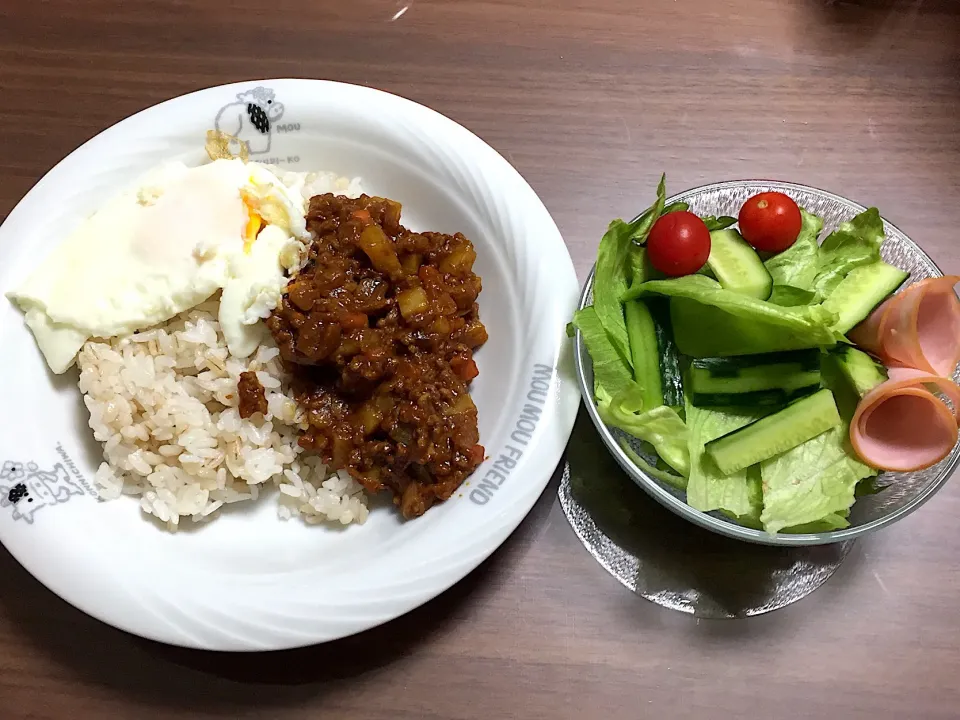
[0,461,84,524]
[214,86,285,155]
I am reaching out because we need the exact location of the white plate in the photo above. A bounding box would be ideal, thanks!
[0,79,580,650]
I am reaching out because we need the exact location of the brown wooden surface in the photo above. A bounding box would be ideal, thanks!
[2,1,960,718]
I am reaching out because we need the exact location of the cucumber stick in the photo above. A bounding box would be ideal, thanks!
[823,261,908,334]
[648,298,684,409]
[706,229,773,300]
[830,345,887,397]
[624,300,663,410]
[705,389,842,475]
[692,349,821,374]
[689,350,821,407]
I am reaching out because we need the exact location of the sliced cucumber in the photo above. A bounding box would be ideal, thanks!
[692,349,821,374]
[822,261,908,334]
[692,386,819,408]
[706,229,773,300]
[689,350,822,407]
[830,345,888,397]
[705,389,842,475]
[648,298,684,409]
[624,299,663,411]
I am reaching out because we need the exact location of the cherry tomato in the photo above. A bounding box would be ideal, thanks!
[646,211,712,277]
[738,192,802,253]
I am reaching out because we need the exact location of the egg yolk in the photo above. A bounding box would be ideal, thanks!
[243,213,263,253]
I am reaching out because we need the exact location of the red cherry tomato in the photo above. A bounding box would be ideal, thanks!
[646,211,712,277]
[738,192,802,253]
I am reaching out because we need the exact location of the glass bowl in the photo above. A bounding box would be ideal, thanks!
[573,180,960,546]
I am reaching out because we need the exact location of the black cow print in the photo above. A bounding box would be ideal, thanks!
[247,103,270,134]
[7,483,29,504]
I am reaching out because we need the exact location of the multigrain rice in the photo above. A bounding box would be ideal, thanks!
[75,168,369,531]
[77,300,369,530]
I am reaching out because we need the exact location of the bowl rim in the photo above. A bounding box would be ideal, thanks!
[573,178,959,546]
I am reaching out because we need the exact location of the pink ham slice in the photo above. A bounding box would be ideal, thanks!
[848,275,960,377]
[850,368,960,472]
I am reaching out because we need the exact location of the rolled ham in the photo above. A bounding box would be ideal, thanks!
[849,275,960,377]
[850,368,960,472]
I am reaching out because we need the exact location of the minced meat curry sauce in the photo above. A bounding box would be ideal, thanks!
[267,194,488,518]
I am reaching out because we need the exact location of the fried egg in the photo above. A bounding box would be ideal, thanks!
[7,158,308,373]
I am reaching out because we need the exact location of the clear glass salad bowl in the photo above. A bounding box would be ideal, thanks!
[573,180,960,546]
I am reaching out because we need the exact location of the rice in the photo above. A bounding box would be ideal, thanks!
[75,166,369,531]
[281,169,365,205]
[77,300,369,530]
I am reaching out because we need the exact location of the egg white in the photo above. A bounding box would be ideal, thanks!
[7,158,308,372]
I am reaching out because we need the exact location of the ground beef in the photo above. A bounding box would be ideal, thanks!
[237,371,268,419]
[267,194,487,518]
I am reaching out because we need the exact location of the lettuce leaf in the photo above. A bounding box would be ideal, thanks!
[645,199,688,227]
[599,390,690,476]
[629,176,668,244]
[782,512,849,534]
[723,465,764,528]
[570,306,635,404]
[575,308,690,477]
[624,275,841,346]
[764,208,823,292]
[617,437,687,491]
[685,399,768,519]
[592,176,667,367]
[702,215,738,232]
[664,201,689,214]
[768,285,819,307]
[812,207,885,297]
[759,426,876,534]
[628,246,660,285]
[592,220,637,368]
[670,298,830,357]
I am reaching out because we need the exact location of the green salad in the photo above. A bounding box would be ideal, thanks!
[571,177,908,534]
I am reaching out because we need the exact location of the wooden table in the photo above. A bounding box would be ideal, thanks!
[3,1,960,717]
